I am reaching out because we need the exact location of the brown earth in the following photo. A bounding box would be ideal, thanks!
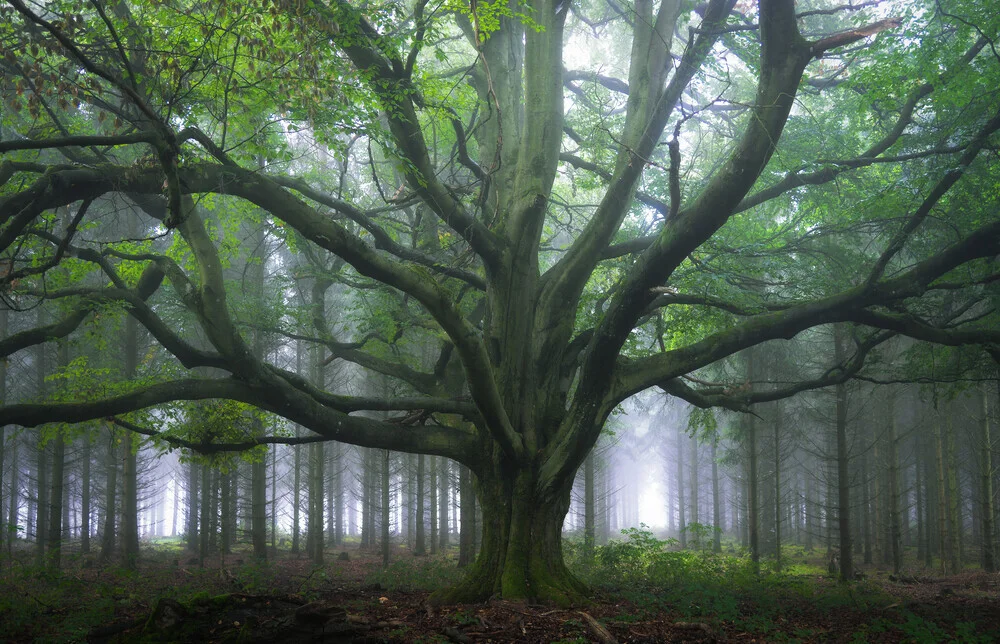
[2,543,998,643]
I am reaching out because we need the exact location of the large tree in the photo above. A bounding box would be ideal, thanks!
[2,0,999,603]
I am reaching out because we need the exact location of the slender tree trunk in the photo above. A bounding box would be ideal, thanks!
[916,451,925,565]
[121,311,140,570]
[171,474,178,537]
[7,437,18,556]
[80,436,91,554]
[774,405,782,571]
[748,411,760,572]
[0,305,6,553]
[924,430,936,568]
[677,425,686,548]
[834,325,853,582]
[887,392,902,575]
[804,463,814,552]
[186,459,199,552]
[458,464,476,567]
[220,470,232,553]
[308,441,324,564]
[935,419,949,573]
[981,385,996,572]
[252,455,267,559]
[862,449,873,564]
[334,442,344,546]
[583,450,595,560]
[712,438,721,553]
[46,431,65,570]
[381,450,391,568]
[945,413,961,573]
[439,458,450,551]
[199,464,211,566]
[430,455,438,555]
[100,428,118,562]
[415,453,426,556]
[34,338,48,567]
[292,433,301,555]
[690,436,699,528]
[271,445,277,549]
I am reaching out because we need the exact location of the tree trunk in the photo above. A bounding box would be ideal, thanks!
[458,464,476,567]
[748,410,760,572]
[186,459,199,553]
[252,455,267,559]
[308,441,324,564]
[833,326,853,581]
[862,448,873,564]
[935,419,949,573]
[690,435,699,528]
[199,464,211,567]
[0,305,6,553]
[677,425,686,548]
[381,449,391,568]
[439,457,450,551]
[220,470,233,553]
[429,467,588,607]
[981,385,996,572]
[34,338,48,567]
[773,405,782,571]
[80,436,91,554]
[415,453,426,555]
[887,392,902,575]
[292,432,301,555]
[430,454,438,555]
[47,431,65,570]
[945,412,961,573]
[583,450,595,560]
[712,438,721,553]
[121,312,140,570]
[7,437,18,557]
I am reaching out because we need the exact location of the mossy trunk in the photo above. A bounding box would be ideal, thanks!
[430,466,587,606]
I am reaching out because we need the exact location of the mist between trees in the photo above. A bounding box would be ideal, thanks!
[0,0,999,611]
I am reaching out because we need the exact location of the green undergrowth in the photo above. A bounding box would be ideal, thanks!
[565,527,999,643]
[363,555,464,592]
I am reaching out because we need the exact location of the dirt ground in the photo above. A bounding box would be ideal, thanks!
[3,543,999,643]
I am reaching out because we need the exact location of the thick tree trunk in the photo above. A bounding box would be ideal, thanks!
[430,467,587,606]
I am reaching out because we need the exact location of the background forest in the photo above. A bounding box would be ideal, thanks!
[1,0,999,641]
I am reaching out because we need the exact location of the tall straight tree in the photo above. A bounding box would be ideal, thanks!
[4,0,1000,603]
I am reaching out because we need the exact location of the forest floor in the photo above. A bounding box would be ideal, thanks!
[1,539,998,643]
